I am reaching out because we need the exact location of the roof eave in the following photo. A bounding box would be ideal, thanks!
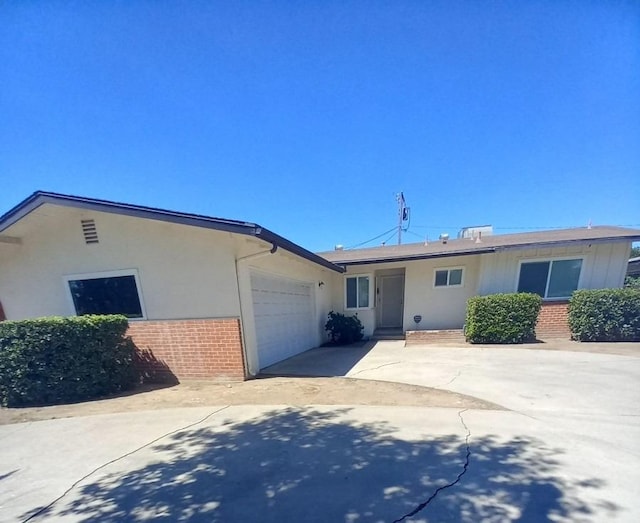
[497,235,640,251]
[0,191,257,236]
[0,191,345,273]
[332,247,497,266]
[329,234,640,267]
[257,228,345,273]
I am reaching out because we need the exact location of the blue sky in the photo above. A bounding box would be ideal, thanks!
[1,1,638,251]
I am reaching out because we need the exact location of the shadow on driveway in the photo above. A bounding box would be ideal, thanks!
[31,407,616,522]
[260,341,378,377]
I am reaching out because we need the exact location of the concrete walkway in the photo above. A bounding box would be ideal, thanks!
[1,341,639,522]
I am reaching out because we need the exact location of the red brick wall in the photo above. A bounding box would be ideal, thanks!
[127,318,246,381]
[536,301,571,339]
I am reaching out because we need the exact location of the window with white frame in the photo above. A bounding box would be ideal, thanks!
[65,270,145,319]
[517,258,582,299]
[434,267,464,287]
[345,275,371,309]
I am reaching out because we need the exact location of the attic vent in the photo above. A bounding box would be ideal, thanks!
[81,219,99,244]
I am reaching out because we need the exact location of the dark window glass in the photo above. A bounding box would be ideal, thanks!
[358,276,369,307]
[517,261,550,297]
[346,276,369,308]
[449,269,463,286]
[346,277,358,308]
[548,259,582,298]
[68,275,143,318]
[434,270,448,287]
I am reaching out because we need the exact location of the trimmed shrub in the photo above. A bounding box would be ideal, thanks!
[568,288,640,342]
[625,276,640,290]
[0,315,137,407]
[465,293,542,344]
[324,311,364,345]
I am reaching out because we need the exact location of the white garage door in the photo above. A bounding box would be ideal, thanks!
[251,272,316,369]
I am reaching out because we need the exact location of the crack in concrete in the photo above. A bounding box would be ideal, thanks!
[439,370,461,388]
[392,409,471,523]
[348,361,402,377]
[21,406,230,522]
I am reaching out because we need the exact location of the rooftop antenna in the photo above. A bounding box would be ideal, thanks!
[396,192,410,245]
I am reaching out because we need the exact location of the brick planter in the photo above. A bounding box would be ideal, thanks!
[405,329,466,345]
[536,301,570,339]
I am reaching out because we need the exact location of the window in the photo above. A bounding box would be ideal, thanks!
[517,259,582,299]
[345,275,371,309]
[66,270,145,319]
[434,268,464,287]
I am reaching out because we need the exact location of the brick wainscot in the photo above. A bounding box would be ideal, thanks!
[127,318,246,381]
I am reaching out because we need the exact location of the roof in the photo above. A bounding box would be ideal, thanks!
[628,257,640,277]
[0,191,344,273]
[318,226,640,266]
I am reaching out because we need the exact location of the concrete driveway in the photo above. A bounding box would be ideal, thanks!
[1,341,639,522]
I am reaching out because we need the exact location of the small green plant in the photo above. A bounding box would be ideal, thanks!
[0,315,138,407]
[324,311,364,345]
[568,288,640,342]
[465,293,542,344]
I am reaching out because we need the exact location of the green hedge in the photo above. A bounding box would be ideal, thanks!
[465,293,542,344]
[0,315,138,407]
[568,289,640,342]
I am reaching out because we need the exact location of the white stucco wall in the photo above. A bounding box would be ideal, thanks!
[338,255,482,334]
[0,204,242,321]
[403,255,481,330]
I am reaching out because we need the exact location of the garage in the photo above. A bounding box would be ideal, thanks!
[250,272,317,369]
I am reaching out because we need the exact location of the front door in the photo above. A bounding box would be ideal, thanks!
[378,275,404,328]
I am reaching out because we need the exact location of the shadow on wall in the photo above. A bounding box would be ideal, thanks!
[29,408,617,522]
[131,343,179,385]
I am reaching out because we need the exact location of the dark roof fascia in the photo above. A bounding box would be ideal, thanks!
[1,191,344,273]
[334,247,497,266]
[0,191,257,236]
[257,228,345,273]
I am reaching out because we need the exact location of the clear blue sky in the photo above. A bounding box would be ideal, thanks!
[1,1,639,251]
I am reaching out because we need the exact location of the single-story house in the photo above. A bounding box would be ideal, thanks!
[318,226,639,341]
[0,191,344,380]
[1,191,639,380]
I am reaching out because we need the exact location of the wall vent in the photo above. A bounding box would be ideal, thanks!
[81,219,99,244]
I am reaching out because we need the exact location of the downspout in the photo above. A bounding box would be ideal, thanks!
[234,242,278,378]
